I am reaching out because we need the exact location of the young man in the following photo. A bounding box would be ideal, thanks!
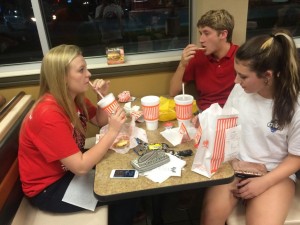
[169,9,238,111]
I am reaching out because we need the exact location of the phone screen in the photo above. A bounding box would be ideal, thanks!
[112,170,137,178]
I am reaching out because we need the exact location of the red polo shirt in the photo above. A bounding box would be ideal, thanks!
[183,44,238,111]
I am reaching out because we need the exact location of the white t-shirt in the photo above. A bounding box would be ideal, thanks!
[224,84,300,180]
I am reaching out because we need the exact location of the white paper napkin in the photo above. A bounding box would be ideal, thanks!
[62,170,98,211]
[160,127,197,146]
[142,153,186,183]
[123,102,140,114]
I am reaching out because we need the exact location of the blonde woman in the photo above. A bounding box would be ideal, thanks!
[18,44,137,225]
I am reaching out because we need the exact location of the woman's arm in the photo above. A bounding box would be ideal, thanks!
[263,154,300,186]
[61,107,126,175]
[90,106,108,127]
[235,154,300,199]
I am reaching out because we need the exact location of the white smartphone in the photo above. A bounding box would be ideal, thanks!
[110,169,139,178]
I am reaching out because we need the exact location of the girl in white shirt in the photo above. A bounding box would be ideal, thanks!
[200,30,300,225]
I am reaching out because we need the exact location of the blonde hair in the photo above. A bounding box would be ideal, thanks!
[197,9,234,42]
[39,44,88,135]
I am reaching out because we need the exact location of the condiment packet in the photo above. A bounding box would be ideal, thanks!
[163,122,173,129]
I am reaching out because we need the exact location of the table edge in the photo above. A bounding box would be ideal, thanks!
[94,173,235,203]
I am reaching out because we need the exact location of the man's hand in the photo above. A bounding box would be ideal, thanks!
[180,44,199,68]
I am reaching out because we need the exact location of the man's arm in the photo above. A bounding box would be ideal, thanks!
[169,63,185,96]
[169,44,198,97]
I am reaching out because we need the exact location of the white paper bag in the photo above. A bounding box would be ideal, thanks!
[191,103,239,178]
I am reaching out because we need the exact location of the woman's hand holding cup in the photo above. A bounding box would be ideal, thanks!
[108,107,126,134]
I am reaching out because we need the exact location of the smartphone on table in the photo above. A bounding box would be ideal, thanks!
[110,169,139,178]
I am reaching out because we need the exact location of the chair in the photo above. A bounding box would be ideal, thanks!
[226,179,300,225]
[11,198,108,225]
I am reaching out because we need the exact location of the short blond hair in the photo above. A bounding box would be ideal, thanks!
[197,9,234,42]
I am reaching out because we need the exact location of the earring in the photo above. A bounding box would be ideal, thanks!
[264,79,269,85]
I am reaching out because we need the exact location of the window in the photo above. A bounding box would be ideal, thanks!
[0,0,43,65]
[247,0,300,40]
[42,0,189,57]
[0,0,190,72]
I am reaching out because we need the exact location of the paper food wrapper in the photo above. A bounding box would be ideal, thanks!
[160,123,197,146]
[123,102,143,121]
[117,91,136,103]
[118,91,131,102]
[97,118,147,154]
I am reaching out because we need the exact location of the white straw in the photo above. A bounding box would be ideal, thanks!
[182,83,185,100]
[89,81,104,99]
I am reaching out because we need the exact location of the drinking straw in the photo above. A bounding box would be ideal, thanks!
[182,83,185,100]
[89,81,104,99]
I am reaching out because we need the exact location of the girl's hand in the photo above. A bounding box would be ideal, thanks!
[232,177,270,199]
[90,79,111,97]
[107,107,126,134]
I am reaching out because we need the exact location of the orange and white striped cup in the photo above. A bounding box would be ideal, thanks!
[174,94,194,127]
[97,93,120,115]
[141,95,160,130]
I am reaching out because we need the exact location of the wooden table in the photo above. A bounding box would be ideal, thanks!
[94,120,234,202]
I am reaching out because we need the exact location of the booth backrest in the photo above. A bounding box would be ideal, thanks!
[0,94,109,225]
[0,93,34,225]
[0,92,25,122]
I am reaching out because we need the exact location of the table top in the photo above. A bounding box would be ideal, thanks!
[94,120,235,202]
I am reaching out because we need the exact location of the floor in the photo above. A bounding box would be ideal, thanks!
[133,189,205,225]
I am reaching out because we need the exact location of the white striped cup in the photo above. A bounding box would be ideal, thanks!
[141,95,160,130]
[174,94,194,127]
[97,93,120,115]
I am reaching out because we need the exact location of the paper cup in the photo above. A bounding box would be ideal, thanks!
[174,94,194,127]
[144,120,159,130]
[97,93,120,114]
[141,95,160,130]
